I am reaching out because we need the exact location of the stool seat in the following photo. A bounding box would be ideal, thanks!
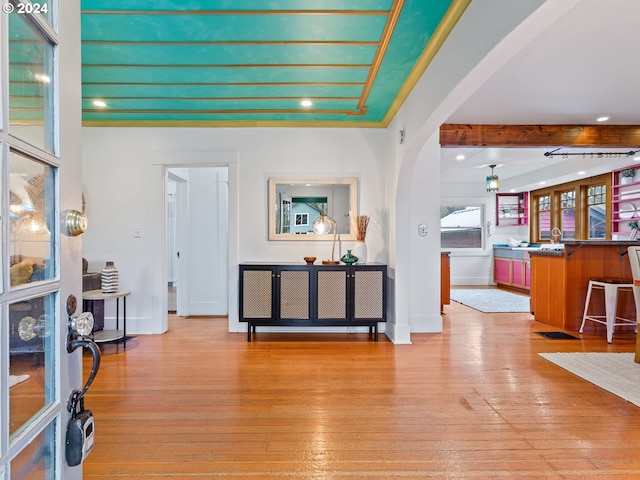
[580,279,637,343]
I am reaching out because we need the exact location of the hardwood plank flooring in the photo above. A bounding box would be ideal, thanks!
[83,301,640,479]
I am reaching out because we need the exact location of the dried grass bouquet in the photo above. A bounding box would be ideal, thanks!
[355,215,370,242]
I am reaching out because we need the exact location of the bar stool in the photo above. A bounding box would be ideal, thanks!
[580,278,636,343]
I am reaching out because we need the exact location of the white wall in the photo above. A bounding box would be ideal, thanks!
[82,127,387,334]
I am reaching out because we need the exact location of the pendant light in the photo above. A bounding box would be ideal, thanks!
[486,164,499,192]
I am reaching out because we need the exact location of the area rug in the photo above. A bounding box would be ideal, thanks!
[9,374,30,388]
[450,288,530,313]
[539,352,640,406]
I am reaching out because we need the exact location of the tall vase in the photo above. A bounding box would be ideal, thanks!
[101,261,119,293]
[353,241,367,264]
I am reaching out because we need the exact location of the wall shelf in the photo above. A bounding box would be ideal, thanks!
[496,192,528,226]
[612,167,640,238]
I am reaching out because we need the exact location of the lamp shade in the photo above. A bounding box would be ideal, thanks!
[312,214,334,235]
[486,164,499,192]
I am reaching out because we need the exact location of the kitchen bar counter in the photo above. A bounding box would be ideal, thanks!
[530,240,639,332]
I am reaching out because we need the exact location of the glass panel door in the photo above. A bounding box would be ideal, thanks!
[1,1,69,478]
[8,12,56,153]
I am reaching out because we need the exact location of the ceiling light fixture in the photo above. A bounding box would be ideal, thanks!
[456,154,465,160]
[596,116,610,122]
[300,99,312,107]
[486,164,499,192]
[92,100,107,108]
[34,73,50,84]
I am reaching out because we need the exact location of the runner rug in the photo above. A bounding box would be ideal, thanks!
[539,352,640,407]
[450,288,530,313]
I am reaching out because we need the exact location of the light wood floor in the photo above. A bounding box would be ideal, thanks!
[84,301,640,479]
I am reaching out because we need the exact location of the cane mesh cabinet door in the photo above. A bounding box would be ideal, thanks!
[279,267,311,320]
[240,266,275,320]
[316,267,348,320]
[353,266,387,321]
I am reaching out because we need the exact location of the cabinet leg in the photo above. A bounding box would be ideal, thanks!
[247,323,252,342]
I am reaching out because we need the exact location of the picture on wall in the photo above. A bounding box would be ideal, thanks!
[295,213,309,226]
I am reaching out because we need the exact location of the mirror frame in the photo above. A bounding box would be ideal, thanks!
[268,177,358,241]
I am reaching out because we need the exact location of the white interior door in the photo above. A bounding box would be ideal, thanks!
[175,177,190,316]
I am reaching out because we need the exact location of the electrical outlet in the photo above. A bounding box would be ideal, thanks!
[134,227,142,238]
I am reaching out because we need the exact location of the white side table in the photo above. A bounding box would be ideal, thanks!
[82,289,131,346]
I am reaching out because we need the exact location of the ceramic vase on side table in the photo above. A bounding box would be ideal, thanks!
[353,241,367,264]
[340,250,358,265]
[101,261,119,293]
[354,214,370,264]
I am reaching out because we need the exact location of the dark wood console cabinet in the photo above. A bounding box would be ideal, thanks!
[239,263,387,341]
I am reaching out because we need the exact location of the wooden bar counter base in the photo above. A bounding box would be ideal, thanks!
[530,241,638,338]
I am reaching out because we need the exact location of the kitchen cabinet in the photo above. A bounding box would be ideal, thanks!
[493,248,530,291]
[239,263,387,341]
[441,252,450,311]
[496,192,528,226]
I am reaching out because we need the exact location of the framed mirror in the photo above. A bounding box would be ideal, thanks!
[268,177,358,241]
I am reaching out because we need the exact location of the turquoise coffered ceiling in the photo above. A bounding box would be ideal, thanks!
[80,0,469,127]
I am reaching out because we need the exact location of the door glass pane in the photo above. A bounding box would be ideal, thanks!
[9,12,55,153]
[9,151,56,287]
[9,420,56,479]
[9,293,57,439]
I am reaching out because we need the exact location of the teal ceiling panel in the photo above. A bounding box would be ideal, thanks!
[365,0,455,119]
[82,0,393,12]
[81,44,378,66]
[82,111,366,123]
[83,84,363,98]
[81,0,392,11]
[81,66,369,84]
[79,0,466,125]
[10,83,44,97]
[83,98,358,111]
[81,14,387,43]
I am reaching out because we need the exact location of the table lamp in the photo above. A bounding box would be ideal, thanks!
[312,214,339,264]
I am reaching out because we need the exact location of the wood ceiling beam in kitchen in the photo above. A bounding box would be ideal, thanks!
[440,124,640,147]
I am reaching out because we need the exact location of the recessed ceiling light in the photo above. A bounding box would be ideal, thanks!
[300,99,312,107]
[539,181,546,185]
[596,116,610,122]
[456,155,465,160]
[34,73,50,83]
[577,171,586,175]
[92,100,107,108]
[509,189,516,193]
[634,156,640,162]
